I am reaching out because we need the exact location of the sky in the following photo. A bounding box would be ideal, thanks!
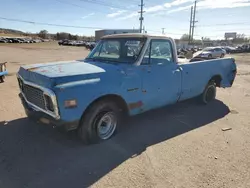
[1,0,250,39]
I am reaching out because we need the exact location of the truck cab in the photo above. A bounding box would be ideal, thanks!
[17,34,237,144]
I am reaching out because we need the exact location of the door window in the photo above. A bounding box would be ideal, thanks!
[142,39,174,65]
[215,48,222,52]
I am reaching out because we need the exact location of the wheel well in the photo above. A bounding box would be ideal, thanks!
[210,75,222,87]
[83,94,129,117]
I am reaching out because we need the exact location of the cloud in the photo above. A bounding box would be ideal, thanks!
[168,0,250,13]
[115,0,250,20]
[116,12,138,20]
[145,5,165,13]
[116,0,193,20]
[107,10,127,18]
[167,5,191,13]
[170,0,194,6]
[127,4,137,8]
[197,0,250,9]
[82,12,95,19]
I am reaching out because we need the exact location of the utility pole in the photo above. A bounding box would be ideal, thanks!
[191,0,198,42]
[188,6,193,44]
[138,0,145,33]
[162,28,165,34]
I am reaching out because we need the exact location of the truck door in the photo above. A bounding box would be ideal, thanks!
[140,39,182,111]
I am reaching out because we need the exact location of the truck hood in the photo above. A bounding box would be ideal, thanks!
[18,60,126,88]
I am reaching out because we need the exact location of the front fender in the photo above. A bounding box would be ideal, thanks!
[54,76,121,122]
[53,69,142,122]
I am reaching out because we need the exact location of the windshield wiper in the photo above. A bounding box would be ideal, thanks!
[86,57,120,64]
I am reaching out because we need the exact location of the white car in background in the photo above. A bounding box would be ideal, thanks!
[198,47,226,59]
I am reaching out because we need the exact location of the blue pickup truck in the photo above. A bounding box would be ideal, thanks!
[17,34,237,143]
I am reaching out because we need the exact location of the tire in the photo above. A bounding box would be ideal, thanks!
[77,99,122,144]
[199,81,216,104]
[0,76,4,83]
[220,53,225,58]
[208,54,212,59]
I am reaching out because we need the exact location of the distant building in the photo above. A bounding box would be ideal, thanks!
[225,32,237,40]
[95,29,140,41]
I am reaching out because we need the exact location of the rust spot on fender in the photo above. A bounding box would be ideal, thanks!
[27,67,38,71]
[127,88,139,92]
[40,69,48,73]
[128,101,143,110]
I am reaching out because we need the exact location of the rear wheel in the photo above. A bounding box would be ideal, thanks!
[220,53,225,58]
[77,99,122,144]
[199,81,216,104]
[208,54,212,59]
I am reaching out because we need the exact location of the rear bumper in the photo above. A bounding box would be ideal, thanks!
[19,93,79,131]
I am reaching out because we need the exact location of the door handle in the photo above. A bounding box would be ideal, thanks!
[173,69,180,74]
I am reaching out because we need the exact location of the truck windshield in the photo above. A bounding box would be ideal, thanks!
[85,37,146,64]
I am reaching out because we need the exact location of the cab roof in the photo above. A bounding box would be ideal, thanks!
[101,33,173,40]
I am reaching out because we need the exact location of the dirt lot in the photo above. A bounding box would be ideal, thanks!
[0,43,250,188]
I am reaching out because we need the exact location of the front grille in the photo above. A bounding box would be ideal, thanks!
[18,78,46,110]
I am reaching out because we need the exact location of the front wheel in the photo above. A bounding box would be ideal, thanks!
[77,100,121,144]
[220,53,225,58]
[0,76,4,83]
[199,81,216,104]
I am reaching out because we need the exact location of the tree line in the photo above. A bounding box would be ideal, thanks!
[38,30,94,41]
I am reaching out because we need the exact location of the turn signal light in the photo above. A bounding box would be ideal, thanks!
[64,99,77,108]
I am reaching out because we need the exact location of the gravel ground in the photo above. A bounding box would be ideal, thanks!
[0,43,250,188]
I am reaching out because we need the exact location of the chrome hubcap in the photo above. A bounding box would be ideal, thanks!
[97,112,117,140]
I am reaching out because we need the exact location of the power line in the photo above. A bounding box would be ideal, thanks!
[146,29,222,38]
[211,28,250,32]
[147,29,188,36]
[54,0,90,9]
[0,17,104,29]
[79,0,133,10]
[197,22,250,27]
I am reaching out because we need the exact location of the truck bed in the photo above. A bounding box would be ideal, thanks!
[178,57,236,101]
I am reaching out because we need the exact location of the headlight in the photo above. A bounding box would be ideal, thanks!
[44,94,55,112]
[18,78,24,91]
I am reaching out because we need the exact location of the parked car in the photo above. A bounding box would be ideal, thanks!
[222,46,237,54]
[235,46,244,53]
[0,62,8,83]
[196,47,226,59]
[10,38,22,43]
[85,42,96,50]
[0,38,7,43]
[5,38,13,43]
[17,34,237,144]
